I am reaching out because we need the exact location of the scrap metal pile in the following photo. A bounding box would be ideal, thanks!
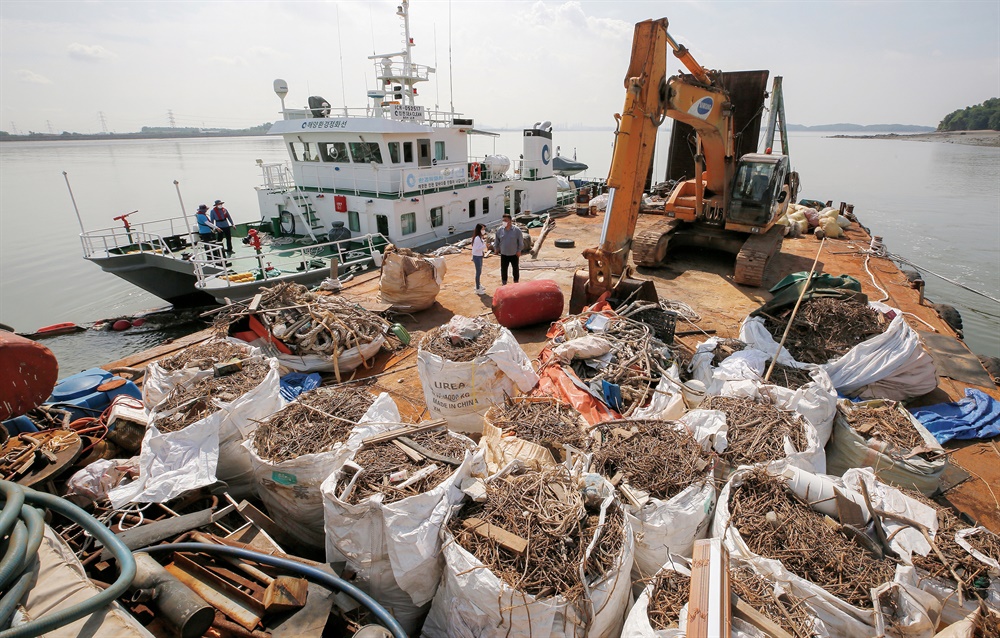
[701,396,807,466]
[155,360,271,432]
[448,467,624,602]
[728,468,896,609]
[591,420,711,502]
[219,282,390,357]
[761,297,887,364]
[251,387,375,463]
[347,427,473,504]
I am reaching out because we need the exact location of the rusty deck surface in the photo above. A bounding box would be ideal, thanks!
[105,207,1000,533]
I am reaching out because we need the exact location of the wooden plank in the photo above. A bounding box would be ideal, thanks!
[687,539,731,638]
[102,327,214,370]
[392,439,425,462]
[731,594,794,638]
[462,518,528,555]
[248,293,263,312]
[360,419,447,448]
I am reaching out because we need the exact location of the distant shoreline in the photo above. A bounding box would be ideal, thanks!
[829,130,1000,148]
[0,131,269,143]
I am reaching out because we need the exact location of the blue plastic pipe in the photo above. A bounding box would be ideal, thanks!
[138,542,408,638]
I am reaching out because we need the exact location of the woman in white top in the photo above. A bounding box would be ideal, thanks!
[471,223,487,294]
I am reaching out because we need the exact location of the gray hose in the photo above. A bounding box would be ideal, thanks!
[0,481,136,638]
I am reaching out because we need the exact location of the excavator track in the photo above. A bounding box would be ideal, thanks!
[733,225,784,287]
[632,221,681,267]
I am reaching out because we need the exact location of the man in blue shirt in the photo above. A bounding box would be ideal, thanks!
[211,199,235,254]
[195,204,218,243]
[495,213,524,285]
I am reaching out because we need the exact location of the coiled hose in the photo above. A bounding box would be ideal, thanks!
[137,543,407,638]
[0,481,136,638]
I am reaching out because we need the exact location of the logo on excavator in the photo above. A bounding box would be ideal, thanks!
[688,97,714,120]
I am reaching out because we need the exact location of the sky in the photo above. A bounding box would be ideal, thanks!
[1,1,998,135]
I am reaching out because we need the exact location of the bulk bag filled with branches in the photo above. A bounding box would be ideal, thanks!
[378,245,446,313]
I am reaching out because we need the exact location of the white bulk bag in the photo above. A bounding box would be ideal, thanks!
[108,358,283,507]
[142,338,258,409]
[245,393,399,548]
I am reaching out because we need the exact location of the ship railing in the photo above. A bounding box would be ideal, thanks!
[279,103,465,127]
[191,233,390,291]
[259,162,295,192]
[80,215,197,259]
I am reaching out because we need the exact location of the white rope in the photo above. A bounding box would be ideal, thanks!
[659,299,701,322]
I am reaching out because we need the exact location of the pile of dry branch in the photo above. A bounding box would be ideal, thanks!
[702,396,806,466]
[731,563,815,637]
[762,360,814,390]
[419,320,500,361]
[348,428,473,504]
[449,468,624,602]
[712,339,747,367]
[762,297,885,364]
[842,403,931,458]
[728,468,896,609]
[591,420,711,501]
[217,282,390,357]
[158,339,248,372]
[155,360,271,432]
[646,570,690,630]
[251,387,375,463]
[488,396,589,459]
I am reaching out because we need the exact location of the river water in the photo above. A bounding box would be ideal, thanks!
[1,131,997,374]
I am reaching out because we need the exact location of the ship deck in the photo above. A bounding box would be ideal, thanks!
[105,206,1000,533]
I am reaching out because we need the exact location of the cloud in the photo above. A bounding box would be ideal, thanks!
[15,69,51,84]
[525,1,632,40]
[68,43,116,61]
[209,56,247,66]
[247,46,283,59]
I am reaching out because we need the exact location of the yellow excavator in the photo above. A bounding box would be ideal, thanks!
[570,18,798,312]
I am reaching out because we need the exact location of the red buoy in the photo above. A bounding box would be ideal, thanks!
[492,279,565,329]
[0,332,59,420]
[112,319,132,331]
[131,318,146,328]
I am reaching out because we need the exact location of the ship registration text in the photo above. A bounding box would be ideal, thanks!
[301,120,349,129]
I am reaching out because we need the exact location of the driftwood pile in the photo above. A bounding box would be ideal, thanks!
[155,360,271,432]
[419,320,500,362]
[348,428,473,505]
[646,570,690,630]
[702,396,806,467]
[488,396,589,460]
[763,360,814,391]
[731,563,815,637]
[251,387,375,463]
[158,339,248,372]
[591,420,711,502]
[842,403,931,459]
[449,468,624,604]
[761,297,886,364]
[218,282,390,357]
[728,469,896,609]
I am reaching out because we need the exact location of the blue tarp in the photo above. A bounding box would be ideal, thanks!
[909,389,1000,444]
[279,372,322,402]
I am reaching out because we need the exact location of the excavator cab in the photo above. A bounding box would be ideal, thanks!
[728,154,791,227]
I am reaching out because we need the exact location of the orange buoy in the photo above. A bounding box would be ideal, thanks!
[112,319,132,331]
[0,332,59,420]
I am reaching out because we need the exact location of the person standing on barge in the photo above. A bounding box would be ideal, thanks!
[195,204,219,243]
[496,213,523,286]
[471,223,488,294]
[211,199,235,254]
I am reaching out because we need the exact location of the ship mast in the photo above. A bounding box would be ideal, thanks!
[368,0,434,115]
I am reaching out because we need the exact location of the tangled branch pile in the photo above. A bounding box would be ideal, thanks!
[762,360,814,391]
[449,468,624,602]
[419,319,500,361]
[159,340,248,372]
[592,420,711,501]
[646,570,690,630]
[489,397,589,459]
[843,404,929,458]
[728,469,896,609]
[712,339,747,367]
[156,360,271,432]
[702,396,806,466]
[904,490,999,593]
[731,563,815,637]
[218,282,389,356]
[251,387,376,462]
[762,297,885,364]
[348,428,473,505]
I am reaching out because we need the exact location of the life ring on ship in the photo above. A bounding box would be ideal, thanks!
[469,162,482,181]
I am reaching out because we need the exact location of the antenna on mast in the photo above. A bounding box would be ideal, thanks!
[336,4,347,112]
[448,0,454,115]
[434,24,439,111]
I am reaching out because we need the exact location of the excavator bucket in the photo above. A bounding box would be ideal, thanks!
[569,270,658,314]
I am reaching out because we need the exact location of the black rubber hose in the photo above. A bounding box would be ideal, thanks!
[137,542,407,638]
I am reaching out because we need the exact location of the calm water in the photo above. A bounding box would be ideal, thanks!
[1,132,997,375]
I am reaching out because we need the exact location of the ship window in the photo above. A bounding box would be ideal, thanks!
[430,206,443,227]
[290,141,321,162]
[388,142,400,164]
[350,142,383,164]
[403,142,414,163]
[482,197,490,215]
[348,211,360,232]
[401,212,417,235]
[434,141,446,161]
[469,199,476,218]
[321,142,350,163]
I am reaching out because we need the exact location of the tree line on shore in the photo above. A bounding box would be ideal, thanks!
[937,98,1000,131]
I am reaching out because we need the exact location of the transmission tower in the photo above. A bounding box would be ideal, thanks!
[98,111,109,133]
[167,110,176,128]
[9,122,18,135]
[46,120,54,134]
